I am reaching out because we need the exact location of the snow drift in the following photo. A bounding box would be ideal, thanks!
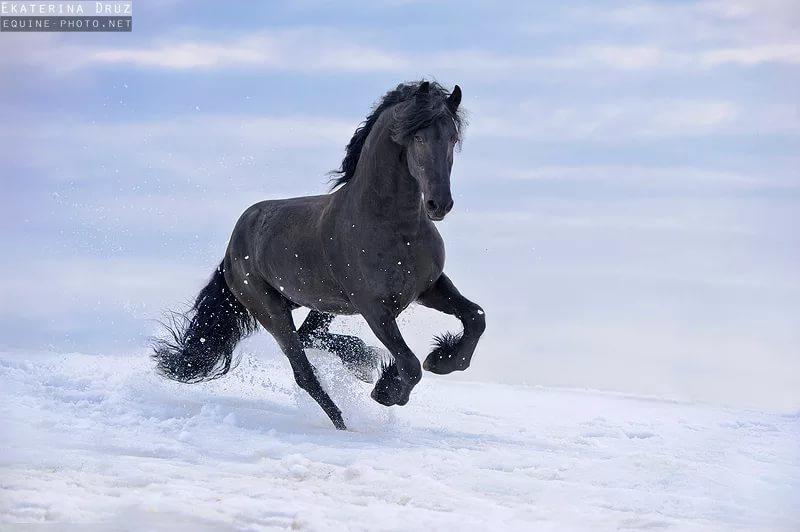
[1,349,798,530]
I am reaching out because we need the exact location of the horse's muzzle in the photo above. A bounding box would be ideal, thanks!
[425,198,454,221]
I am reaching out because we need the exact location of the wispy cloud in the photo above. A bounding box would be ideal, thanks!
[8,29,408,72]
[62,39,800,72]
[0,257,203,320]
[558,43,800,69]
[586,0,800,45]
[90,34,407,72]
[5,24,798,77]
[497,164,800,191]
[468,98,799,141]
[698,44,800,66]
[5,113,356,184]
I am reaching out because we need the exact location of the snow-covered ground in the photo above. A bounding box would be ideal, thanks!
[1,349,798,531]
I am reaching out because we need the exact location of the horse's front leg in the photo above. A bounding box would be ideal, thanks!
[360,306,421,407]
[417,273,486,374]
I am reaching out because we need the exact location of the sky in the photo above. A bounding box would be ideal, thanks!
[1,0,798,410]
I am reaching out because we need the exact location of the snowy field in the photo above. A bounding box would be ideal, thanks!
[1,349,798,531]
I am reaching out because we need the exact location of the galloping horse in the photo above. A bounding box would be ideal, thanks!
[153,81,486,430]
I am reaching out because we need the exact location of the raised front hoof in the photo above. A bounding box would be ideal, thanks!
[423,352,470,374]
[423,334,471,375]
[370,363,411,406]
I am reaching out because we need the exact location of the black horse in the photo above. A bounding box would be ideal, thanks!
[153,81,486,430]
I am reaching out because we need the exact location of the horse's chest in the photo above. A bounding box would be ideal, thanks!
[347,230,444,308]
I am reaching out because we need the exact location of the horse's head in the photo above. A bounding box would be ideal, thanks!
[397,82,463,221]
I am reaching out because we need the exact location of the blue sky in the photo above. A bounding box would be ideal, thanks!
[2,0,799,409]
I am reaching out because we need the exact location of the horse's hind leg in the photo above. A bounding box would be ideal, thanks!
[416,273,486,374]
[297,310,382,382]
[245,296,346,430]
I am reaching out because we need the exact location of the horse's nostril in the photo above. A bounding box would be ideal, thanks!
[444,199,454,213]
[426,199,438,212]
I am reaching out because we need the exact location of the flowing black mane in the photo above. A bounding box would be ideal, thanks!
[330,80,466,189]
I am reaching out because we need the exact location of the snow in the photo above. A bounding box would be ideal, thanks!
[1,350,798,530]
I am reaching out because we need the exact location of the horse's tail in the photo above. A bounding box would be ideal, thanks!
[152,261,258,383]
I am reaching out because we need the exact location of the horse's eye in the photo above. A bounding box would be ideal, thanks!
[414,135,424,143]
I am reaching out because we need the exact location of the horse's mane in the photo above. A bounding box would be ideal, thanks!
[329,80,465,189]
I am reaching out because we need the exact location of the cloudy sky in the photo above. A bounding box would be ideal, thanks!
[1,0,798,410]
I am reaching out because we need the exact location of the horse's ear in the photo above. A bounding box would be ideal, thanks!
[416,81,431,100]
[447,85,462,111]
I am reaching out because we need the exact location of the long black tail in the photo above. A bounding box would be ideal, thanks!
[152,261,258,383]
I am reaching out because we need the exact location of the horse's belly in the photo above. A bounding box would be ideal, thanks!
[263,264,355,314]
[286,286,359,315]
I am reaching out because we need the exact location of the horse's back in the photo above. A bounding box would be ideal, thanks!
[232,194,330,240]
[246,194,329,220]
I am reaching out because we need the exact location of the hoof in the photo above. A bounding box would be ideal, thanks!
[423,353,470,374]
[370,363,411,406]
[423,332,471,374]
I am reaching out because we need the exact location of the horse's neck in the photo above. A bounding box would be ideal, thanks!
[337,119,423,222]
